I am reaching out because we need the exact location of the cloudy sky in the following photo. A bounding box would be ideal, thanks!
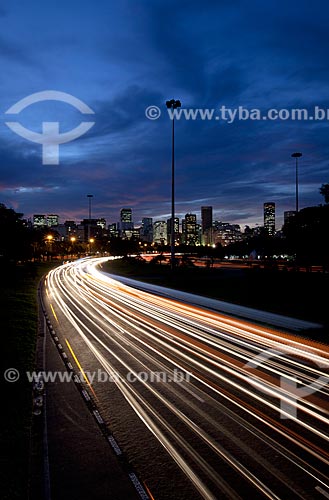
[0,0,328,229]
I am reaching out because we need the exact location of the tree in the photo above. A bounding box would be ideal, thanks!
[319,183,329,204]
[0,203,34,264]
[283,204,329,270]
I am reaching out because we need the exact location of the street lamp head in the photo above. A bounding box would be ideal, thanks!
[291,152,302,158]
[87,194,93,198]
[89,238,95,243]
[70,236,76,242]
[46,234,53,241]
[166,99,181,109]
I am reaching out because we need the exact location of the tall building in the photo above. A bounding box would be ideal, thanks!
[284,210,296,225]
[119,208,133,238]
[119,208,133,233]
[167,217,179,245]
[47,214,59,227]
[264,202,276,236]
[201,206,213,233]
[108,223,119,238]
[120,208,133,226]
[33,214,46,227]
[97,218,106,230]
[212,222,242,246]
[141,218,153,243]
[183,213,199,245]
[153,221,167,245]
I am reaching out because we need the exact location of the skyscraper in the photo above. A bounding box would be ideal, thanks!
[119,208,133,237]
[264,202,275,236]
[153,221,167,245]
[108,223,119,238]
[47,214,59,227]
[120,208,133,228]
[96,218,106,230]
[167,217,179,245]
[33,214,46,227]
[284,210,296,226]
[201,206,213,233]
[183,213,198,245]
[141,218,153,243]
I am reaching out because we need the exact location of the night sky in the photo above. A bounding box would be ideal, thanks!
[1,0,328,229]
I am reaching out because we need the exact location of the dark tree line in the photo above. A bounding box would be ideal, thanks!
[0,204,35,264]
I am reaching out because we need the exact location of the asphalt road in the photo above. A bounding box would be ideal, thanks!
[43,257,329,500]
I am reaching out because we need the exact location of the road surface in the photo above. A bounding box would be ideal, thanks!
[43,257,329,500]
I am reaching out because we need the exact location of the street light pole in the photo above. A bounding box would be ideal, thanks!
[166,99,181,271]
[46,234,53,261]
[291,152,302,266]
[87,194,93,243]
[291,152,302,214]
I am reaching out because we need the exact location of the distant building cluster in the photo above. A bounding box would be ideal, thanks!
[33,214,59,228]
[28,201,291,246]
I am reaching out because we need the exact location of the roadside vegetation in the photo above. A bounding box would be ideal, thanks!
[0,261,58,500]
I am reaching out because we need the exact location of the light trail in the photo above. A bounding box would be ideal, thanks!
[44,257,329,500]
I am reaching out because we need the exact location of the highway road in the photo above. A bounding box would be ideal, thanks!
[43,257,329,500]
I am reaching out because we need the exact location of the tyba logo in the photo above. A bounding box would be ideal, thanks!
[5,90,95,165]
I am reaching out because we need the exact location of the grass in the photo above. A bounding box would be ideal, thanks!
[104,258,329,340]
[0,261,59,500]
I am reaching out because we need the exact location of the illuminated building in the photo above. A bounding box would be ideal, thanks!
[264,202,275,236]
[167,217,179,245]
[183,213,199,245]
[153,221,167,245]
[33,214,47,227]
[47,214,59,227]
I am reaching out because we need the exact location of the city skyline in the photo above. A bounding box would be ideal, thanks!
[1,1,328,230]
[27,200,288,249]
[29,201,281,230]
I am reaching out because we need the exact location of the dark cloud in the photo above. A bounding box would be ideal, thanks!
[0,0,328,228]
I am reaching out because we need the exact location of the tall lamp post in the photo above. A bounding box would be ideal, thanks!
[291,152,302,266]
[70,236,76,259]
[291,152,302,214]
[166,98,181,271]
[89,237,95,254]
[46,234,53,261]
[87,194,93,243]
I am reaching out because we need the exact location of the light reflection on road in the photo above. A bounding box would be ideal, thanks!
[44,257,329,500]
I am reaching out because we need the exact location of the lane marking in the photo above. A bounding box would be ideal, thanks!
[65,338,97,399]
[50,303,58,323]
